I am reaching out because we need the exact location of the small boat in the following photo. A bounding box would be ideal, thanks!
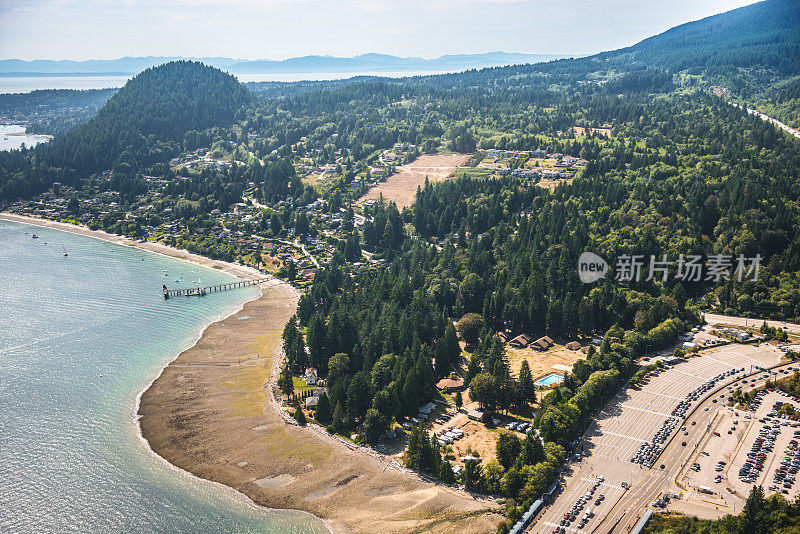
[32,234,38,239]
[62,245,68,257]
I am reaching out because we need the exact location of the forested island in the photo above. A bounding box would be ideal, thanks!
[2,0,800,532]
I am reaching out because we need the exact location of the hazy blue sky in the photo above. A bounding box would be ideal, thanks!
[0,0,758,60]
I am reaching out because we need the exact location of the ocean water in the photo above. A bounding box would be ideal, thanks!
[0,124,51,151]
[0,71,454,94]
[0,220,326,533]
[0,75,132,94]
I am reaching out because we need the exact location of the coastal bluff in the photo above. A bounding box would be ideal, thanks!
[138,279,501,533]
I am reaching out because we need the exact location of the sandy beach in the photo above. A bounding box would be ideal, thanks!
[2,212,501,533]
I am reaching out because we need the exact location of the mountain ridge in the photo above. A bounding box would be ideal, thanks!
[0,52,572,76]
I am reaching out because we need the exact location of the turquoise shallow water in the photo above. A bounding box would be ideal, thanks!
[0,220,326,533]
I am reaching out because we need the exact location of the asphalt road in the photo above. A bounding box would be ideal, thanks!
[705,313,800,336]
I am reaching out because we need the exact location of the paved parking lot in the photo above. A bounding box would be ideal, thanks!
[728,391,800,499]
[540,475,626,533]
[678,408,747,508]
[533,343,784,533]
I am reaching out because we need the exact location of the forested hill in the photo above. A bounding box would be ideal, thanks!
[599,0,800,75]
[38,61,251,176]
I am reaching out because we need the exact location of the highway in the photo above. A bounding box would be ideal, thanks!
[705,313,800,336]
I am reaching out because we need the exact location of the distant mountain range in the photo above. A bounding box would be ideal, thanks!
[0,52,571,77]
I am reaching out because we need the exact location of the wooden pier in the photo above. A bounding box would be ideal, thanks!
[163,278,270,299]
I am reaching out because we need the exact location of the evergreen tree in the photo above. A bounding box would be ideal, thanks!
[519,359,536,405]
[444,323,461,366]
[293,407,307,425]
[279,364,294,397]
[363,408,388,444]
[496,430,522,470]
[462,458,484,492]
[439,460,457,484]
[316,393,332,424]
[332,401,348,434]
[307,313,327,371]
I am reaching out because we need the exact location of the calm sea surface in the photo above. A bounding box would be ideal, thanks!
[0,124,51,151]
[0,220,326,533]
[0,71,453,94]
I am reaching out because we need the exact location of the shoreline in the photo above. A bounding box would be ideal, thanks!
[0,212,263,281]
[0,212,327,528]
[131,286,332,532]
[3,211,501,533]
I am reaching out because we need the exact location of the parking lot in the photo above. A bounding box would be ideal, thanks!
[540,475,628,532]
[534,342,785,533]
[727,390,800,499]
[678,408,748,505]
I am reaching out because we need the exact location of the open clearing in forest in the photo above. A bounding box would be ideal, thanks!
[357,154,469,208]
[506,342,585,380]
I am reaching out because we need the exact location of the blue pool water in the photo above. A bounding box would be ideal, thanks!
[535,373,564,387]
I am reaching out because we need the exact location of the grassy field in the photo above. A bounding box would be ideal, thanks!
[506,342,586,381]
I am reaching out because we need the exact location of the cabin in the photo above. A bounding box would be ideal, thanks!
[533,336,554,351]
[436,373,465,392]
[566,341,581,351]
[509,334,532,348]
[419,402,436,416]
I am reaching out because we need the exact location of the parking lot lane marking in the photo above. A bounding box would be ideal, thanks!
[672,368,711,381]
[597,430,648,442]
[618,404,675,418]
[642,390,683,401]
[543,521,583,533]
[705,354,761,369]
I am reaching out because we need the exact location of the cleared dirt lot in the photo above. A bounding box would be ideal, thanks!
[571,126,612,137]
[537,177,573,191]
[357,154,469,208]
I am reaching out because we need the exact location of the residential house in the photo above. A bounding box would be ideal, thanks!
[304,367,318,385]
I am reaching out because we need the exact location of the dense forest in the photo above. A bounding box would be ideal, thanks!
[0,88,116,137]
[600,0,800,75]
[0,61,251,200]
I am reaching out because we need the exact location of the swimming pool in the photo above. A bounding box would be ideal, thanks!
[534,373,564,388]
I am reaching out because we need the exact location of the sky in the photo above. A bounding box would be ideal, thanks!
[0,0,759,61]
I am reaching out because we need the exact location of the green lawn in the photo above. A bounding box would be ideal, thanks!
[292,376,314,393]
